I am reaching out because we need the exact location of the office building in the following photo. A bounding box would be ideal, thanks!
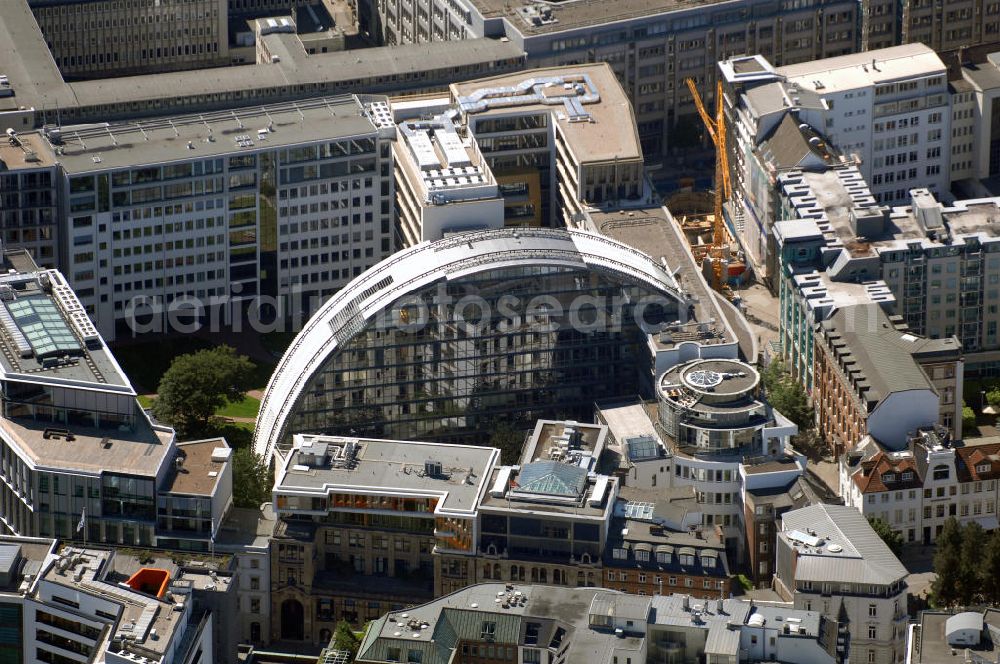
[450,64,646,229]
[22,545,222,664]
[775,504,908,664]
[907,608,1000,664]
[0,535,57,664]
[215,505,277,646]
[0,131,59,271]
[841,428,1000,544]
[595,355,805,572]
[355,583,838,664]
[366,0,862,158]
[0,0,527,130]
[0,252,232,550]
[477,420,616,592]
[385,99,504,244]
[269,433,498,644]
[253,228,717,460]
[777,185,1000,380]
[721,45,952,275]
[813,304,963,453]
[861,0,1000,53]
[27,0,229,80]
[40,95,393,340]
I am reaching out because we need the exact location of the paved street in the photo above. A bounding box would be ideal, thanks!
[898,545,937,599]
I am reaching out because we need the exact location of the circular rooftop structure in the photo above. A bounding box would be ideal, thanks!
[656,358,767,456]
[663,359,760,400]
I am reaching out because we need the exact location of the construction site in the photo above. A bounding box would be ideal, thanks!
[665,80,748,301]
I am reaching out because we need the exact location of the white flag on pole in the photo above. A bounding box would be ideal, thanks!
[76,506,86,533]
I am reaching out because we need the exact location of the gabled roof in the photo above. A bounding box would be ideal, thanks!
[955,441,1000,482]
[819,305,937,410]
[852,451,922,494]
[757,114,838,171]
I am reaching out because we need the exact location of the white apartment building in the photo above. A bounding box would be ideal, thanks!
[42,95,393,340]
[841,428,1000,545]
[778,44,951,205]
[776,504,909,664]
[723,44,951,232]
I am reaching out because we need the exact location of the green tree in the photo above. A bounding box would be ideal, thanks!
[931,517,964,607]
[867,517,903,557]
[232,448,271,509]
[980,530,1000,604]
[152,345,254,436]
[762,359,814,430]
[332,620,361,658]
[959,521,986,605]
[489,422,528,465]
[987,386,1000,410]
[963,403,977,433]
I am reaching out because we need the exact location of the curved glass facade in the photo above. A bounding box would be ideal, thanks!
[279,263,678,446]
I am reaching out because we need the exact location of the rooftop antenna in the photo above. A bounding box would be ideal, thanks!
[138,124,149,141]
[168,119,179,138]
[232,110,244,130]
[105,127,118,147]
[261,106,275,128]
[296,103,305,124]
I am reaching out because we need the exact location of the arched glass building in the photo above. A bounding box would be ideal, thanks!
[254,229,691,461]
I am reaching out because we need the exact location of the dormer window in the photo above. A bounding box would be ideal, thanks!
[613,547,628,560]
[978,464,991,474]
[635,549,650,562]
[882,473,895,483]
[902,471,913,481]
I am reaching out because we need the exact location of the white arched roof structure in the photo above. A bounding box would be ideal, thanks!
[253,228,688,463]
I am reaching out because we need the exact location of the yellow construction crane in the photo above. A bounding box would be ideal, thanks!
[685,78,731,289]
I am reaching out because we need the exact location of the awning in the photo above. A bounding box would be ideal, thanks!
[974,516,999,531]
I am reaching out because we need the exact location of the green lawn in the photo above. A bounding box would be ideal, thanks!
[215,396,261,419]
[137,394,154,409]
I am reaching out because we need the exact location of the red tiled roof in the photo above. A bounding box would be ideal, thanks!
[956,443,1000,483]
[853,452,922,494]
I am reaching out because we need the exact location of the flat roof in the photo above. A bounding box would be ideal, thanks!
[913,610,1000,663]
[0,10,524,119]
[163,438,230,496]
[0,415,172,477]
[276,434,498,516]
[0,267,131,388]
[468,0,735,35]
[0,535,56,594]
[42,546,187,657]
[778,43,945,94]
[521,419,606,465]
[480,466,612,518]
[359,583,645,664]
[588,205,739,352]
[48,95,377,174]
[451,63,641,164]
[0,132,56,169]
